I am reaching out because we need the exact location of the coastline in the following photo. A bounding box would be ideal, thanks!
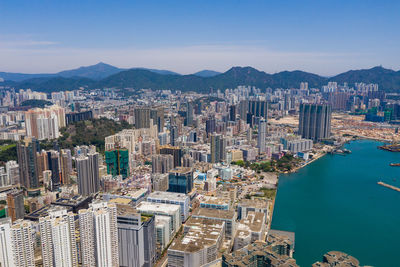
[271,139,400,267]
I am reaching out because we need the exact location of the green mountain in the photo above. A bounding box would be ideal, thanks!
[3,66,400,93]
[57,62,122,80]
[0,62,181,82]
[193,70,221,77]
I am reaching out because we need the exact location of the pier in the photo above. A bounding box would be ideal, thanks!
[377,181,400,192]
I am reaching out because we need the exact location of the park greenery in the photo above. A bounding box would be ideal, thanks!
[0,140,17,163]
[231,154,301,173]
[42,118,133,154]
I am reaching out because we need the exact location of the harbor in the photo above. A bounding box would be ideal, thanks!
[271,140,400,267]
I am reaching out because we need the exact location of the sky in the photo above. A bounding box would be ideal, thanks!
[0,0,399,75]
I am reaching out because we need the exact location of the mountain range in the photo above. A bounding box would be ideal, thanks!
[1,63,399,93]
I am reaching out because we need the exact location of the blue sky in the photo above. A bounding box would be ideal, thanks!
[0,0,399,75]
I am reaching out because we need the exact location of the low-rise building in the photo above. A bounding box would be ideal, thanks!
[147,191,190,222]
[168,217,225,267]
[192,208,236,239]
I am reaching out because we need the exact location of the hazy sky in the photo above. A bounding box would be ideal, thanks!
[0,0,399,75]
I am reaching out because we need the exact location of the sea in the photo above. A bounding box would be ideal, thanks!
[271,139,400,267]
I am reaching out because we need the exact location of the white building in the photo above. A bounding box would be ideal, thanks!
[136,201,181,235]
[79,201,119,267]
[10,220,35,267]
[0,218,15,267]
[39,208,78,267]
[5,161,19,185]
[147,191,190,222]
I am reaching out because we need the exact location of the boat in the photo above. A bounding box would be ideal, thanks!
[389,163,400,167]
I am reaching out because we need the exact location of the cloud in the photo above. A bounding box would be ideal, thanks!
[0,34,58,48]
[0,43,396,75]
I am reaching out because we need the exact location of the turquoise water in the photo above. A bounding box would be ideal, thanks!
[271,140,400,267]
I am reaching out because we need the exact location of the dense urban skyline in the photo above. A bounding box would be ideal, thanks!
[1,0,399,75]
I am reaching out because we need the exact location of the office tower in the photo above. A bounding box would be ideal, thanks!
[248,100,268,119]
[135,108,151,129]
[17,138,40,194]
[47,150,61,191]
[60,149,72,184]
[10,220,35,267]
[205,118,216,137]
[0,218,15,267]
[105,149,130,179]
[39,209,78,267]
[76,152,100,196]
[229,105,237,121]
[185,102,194,126]
[168,167,193,194]
[150,107,165,132]
[6,189,25,222]
[160,145,182,168]
[117,204,156,267]
[257,119,267,154]
[79,202,119,267]
[170,125,178,146]
[210,134,226,163]
[5,161,19,185]
[299,104,332,141]
[152,154,174,174]
[239,100,248,120]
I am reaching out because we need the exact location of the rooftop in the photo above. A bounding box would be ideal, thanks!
[137,201,180,214]
[148,191,189,201]
[193,208,235,220]
[169,217,224,253]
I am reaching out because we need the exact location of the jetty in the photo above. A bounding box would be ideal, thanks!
[378,144,400,152]
[377,181,400,192]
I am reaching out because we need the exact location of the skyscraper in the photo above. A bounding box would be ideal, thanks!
[248,100,268,119]
[135,108,151,129]
[185,102,194,126]
[168,167,193,194]
[116,204,156,267]
[152,154,174,174]
[210,134,226,163]
[39,208,78,267]
[17,138,40,195]
[10,220,35,267]
[5,161,19,186]
[76,152,100,196]
[206,118,216,137]
[47,150,61,191]
[169,125,178,147]
[160,145,182,168]
[229,105,237,121]
[0,218,15,267]
[79,202,119,267]
[6,189,25,222]
[60,149,72,185]
[299,104,332,141]
[150,107,165,133]
[257,119,267,154]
